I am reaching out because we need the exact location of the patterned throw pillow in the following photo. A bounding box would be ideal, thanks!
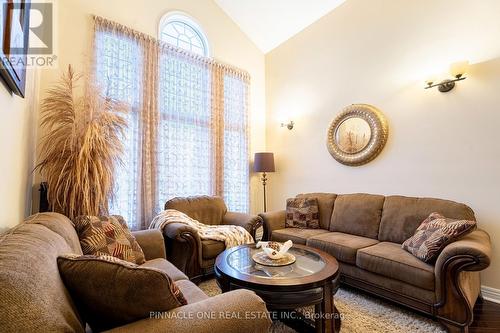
[402,212,476,263]
[74,215,146,264]
[58,254,187,332]
[285,198,320,229]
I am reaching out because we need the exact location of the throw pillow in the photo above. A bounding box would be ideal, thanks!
[73,215,146,264]
[57,254,187,332]
[285,197,320,229]
[402,212,477,263]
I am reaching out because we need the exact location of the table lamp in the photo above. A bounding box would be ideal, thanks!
[254,152,275,212]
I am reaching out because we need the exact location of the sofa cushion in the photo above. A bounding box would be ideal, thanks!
[379,196,476,244]
[285,197,320,229]
[201,239,226,259]
[340,264,436,304]
[296,193,337,229]
[0,220,85,333]
[329,193,385,239]
[307,232,379,264]
[271,228,329,245]
[176,279,209,303]
[57,254,187,332]
[165,195,227,225]
[140,258,189,281]
[74,215,146,264]
[357,242,435,290]
[402,212,476,263]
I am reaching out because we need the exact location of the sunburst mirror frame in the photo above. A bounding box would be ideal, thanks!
[326,104,388,166]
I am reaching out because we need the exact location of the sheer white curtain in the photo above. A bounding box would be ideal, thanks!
[93,16,250,230]
[157,46,212,207]
[94,28,143,227]
[223,74,249,213]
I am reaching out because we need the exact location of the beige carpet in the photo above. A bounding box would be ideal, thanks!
[198,279,445,333]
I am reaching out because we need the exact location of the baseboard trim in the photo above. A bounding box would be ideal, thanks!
[481,285,500,304]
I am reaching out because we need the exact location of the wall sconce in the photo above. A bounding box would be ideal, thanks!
[425,61,469,93]
[281,121,294,130]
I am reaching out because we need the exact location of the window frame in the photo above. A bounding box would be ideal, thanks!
[158,11,210,57]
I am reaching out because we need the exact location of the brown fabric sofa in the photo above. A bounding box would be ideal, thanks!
[0,212,271,333]
[260,193,492,333]
[163,195,262,280]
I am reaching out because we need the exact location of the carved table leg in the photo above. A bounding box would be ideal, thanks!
[320,282,336,333]
[214,267,230,293]
[315,303,323,333]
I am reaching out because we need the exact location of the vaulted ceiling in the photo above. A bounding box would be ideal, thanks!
[214,0,346,53]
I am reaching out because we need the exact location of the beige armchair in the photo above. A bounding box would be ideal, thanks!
[162,195,262,280]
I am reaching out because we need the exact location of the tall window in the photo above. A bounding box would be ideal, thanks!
[157,12,213,209]
[156,12,248,212]
[157,51,212,208]
[94,15,250,229]
[158,12,209,57]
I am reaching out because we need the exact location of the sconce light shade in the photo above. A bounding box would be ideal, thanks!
[254,152,275,172]
[450,61,469,78]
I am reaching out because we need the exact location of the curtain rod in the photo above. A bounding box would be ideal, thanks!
[92,15,251,81]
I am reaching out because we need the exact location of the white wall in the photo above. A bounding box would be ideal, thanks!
[265,0,500,289]
[36,0,266,213]
[0,69,39,230]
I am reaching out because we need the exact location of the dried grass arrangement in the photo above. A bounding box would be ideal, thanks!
[36,65,129,220]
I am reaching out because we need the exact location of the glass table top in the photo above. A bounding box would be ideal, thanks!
[226,246,326,279]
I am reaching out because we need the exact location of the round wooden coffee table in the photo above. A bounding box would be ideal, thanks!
[214,244,340,333]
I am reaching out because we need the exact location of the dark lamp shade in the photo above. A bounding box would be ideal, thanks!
[254,152,275,172]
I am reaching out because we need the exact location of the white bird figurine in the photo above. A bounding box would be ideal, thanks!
[256,240,293,260]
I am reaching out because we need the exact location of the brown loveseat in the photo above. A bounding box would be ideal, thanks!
[260,193,492,333]
[163,196,262,280]
[0,212,271,333]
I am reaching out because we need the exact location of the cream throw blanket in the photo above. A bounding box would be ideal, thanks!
[149,209,254,248]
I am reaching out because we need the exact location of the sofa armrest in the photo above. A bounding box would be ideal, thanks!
[222,212,262,240]
[161,222,203,278]
[434,229,492,326]
[161,223,202,254]
[132,230,166,260]
[435,229,492,280]
[104,289,271,333]
[259,210,286,241]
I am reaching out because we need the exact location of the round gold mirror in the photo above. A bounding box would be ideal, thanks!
[327,104,388,166]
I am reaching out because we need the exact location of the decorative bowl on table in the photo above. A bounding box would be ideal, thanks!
[253,240,295,266]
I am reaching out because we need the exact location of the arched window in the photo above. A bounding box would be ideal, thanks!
[158,12,209,57]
